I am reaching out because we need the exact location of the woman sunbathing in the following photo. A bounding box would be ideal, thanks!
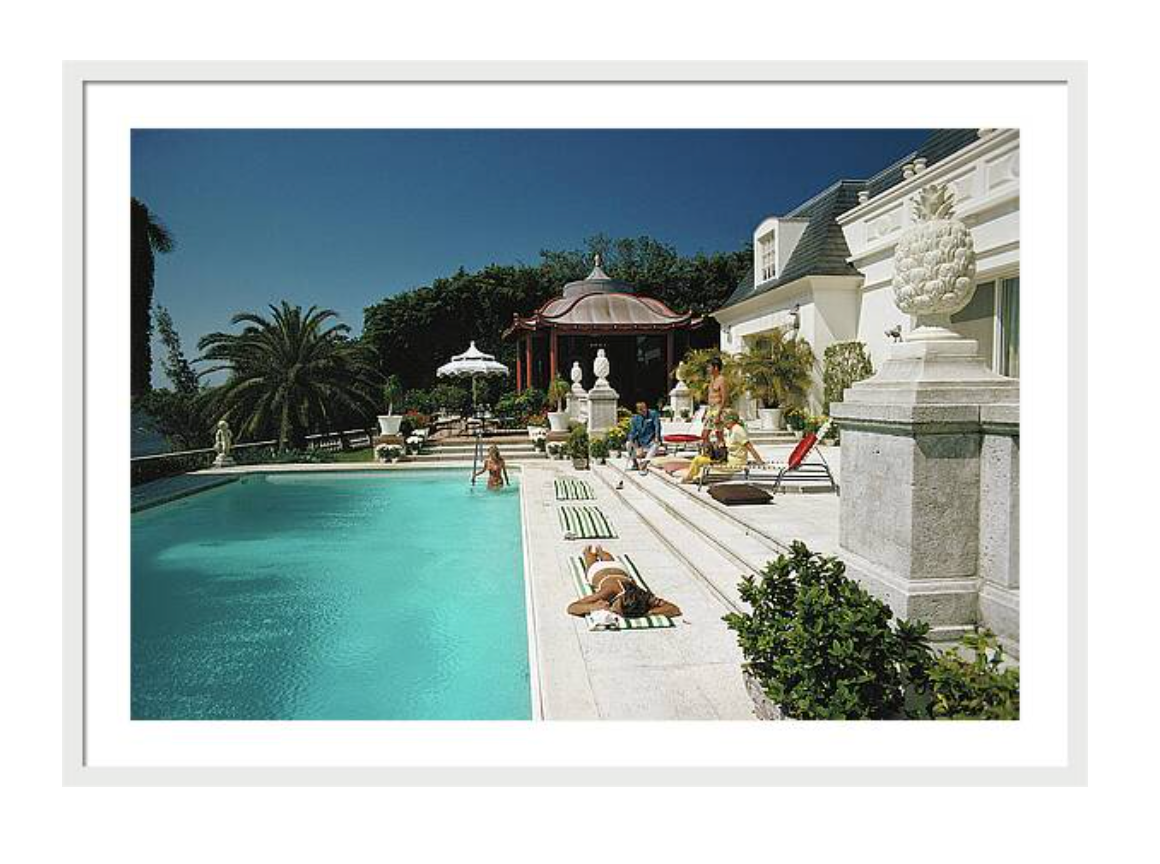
[567,544,682,620]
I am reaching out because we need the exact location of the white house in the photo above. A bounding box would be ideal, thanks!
[713,128,1020,413]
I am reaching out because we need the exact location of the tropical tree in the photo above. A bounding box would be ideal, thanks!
[735,329,816,409]
[677,347,743,406]
[133,304,209,451]
[198,302,381,450]
[130,197,174,397]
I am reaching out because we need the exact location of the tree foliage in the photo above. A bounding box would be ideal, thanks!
[362,235,750,391]
[198,302,380,449]
[822,340,875,414]
[735,328,817,409]
[130,197,174,397]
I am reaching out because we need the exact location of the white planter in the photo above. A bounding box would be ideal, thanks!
[527,425,548,441]
[757,407,783,431]
[377,414,402,436]
[547,411,570,433]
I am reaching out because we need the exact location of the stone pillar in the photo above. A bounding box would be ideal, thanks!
[669,373,693,417]
[831,338,1018,642]
[978,404,1020,654]
[587,349,619,435]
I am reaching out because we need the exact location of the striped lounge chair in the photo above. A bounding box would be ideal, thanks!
[567,554,676,630]
[554,477,594,501]
[558,505,617,539]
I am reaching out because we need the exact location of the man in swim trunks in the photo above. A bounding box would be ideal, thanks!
[703,356,728,447]
[567,544,682,620]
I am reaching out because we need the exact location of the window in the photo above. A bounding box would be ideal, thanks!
[997,276,1019,378]
[759,231,777,282]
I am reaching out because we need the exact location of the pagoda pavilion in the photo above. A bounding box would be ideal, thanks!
[503,257,704,408]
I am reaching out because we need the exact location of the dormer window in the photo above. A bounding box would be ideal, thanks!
[759,230,777,282]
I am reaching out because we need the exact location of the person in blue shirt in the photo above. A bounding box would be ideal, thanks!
[626,401,662,474]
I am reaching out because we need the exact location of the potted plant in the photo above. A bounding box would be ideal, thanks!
[589,435,610,465]
[525,411,548,442]
[785,408,806,439]
[377,374,405,436]
[605,426,626,457]
[735,329,815,431]
[567,423,590,470]
[545,375,571,432]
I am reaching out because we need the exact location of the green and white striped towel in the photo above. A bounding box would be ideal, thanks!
[568,554,676,630]
[554,477,594,500]
[558,505,617,539]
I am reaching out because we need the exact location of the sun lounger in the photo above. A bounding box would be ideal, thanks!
[558,505,617,539]
[567,554,676,630]
[699,421,838,494]
[554,477,594,500]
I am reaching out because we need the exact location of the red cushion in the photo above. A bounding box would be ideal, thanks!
[787,434,817,470]
[663,434,700,443]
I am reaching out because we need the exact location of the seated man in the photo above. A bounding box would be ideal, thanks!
[682,409,765,483]
[625,401,662,474]
[567,544,682,622]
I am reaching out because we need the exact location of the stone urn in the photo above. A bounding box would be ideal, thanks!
[547,411,570,432]
[892,183,977,340]
[757,407,783,431]
[377,414,403,436]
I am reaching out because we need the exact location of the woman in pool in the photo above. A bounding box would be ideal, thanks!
[474,444,510,489]
[567,544,682,620]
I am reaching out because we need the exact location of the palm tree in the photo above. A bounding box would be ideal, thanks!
[198,302,381,450]
[131,198,174,397]
[735,329,816,409]
[676,347,743,406]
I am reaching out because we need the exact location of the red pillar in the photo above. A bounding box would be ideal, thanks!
[549,329,558,384]
[525,333,534,391]
[665,331,675,386]
[515,335,523,392]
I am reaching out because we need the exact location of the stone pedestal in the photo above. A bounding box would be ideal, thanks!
[567,387,588,423]
[669,378,693,417]
[373,434,405,447]
[830,336,1019,643]
[587,384,619,436]
[213,454,235,468]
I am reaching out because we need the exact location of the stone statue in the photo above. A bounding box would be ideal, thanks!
[570,360,583,386]
[592,348,610,387]
[891,183,977,340]
[567,360,588,422]
[213,419,235,467]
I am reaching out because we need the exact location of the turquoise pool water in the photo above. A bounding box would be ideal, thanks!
[131,471,530,720]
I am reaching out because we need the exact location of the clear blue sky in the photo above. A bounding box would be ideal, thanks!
[132,128,928,386]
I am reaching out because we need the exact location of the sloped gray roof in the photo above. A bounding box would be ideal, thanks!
[718,129,979,311]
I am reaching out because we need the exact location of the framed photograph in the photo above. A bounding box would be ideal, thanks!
[64,62,1086,785]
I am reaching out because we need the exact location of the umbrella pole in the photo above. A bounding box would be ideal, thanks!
[470,374,480,485]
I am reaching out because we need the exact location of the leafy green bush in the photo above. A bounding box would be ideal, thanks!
[403,388,437,415]
[724,541,931,720]
[926,629,1020,720]
[784,407,806,431]
[430,382,471,415]
[234,447,336,465]
[605,426,626,452]
[588,436,610,461]
[566,423,590,462]
[822,341,874,414]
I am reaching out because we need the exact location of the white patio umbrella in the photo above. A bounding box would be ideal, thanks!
[435,340,509,413]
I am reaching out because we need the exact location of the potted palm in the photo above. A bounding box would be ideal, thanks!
[736,330,815,430]
[545,375,571,433]
[378,374,405,436]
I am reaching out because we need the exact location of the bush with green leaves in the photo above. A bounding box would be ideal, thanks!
[724,541,932,720]
[588,436,610,461]
[926,629,1020,720]
[566,423,590,462]
[605,426,626,452]
[822,341,874,414]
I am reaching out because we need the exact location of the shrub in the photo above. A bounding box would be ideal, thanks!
[724,541,929,720]
[234,447,335,465]
[430,382,471,415]
[546,376,571,412]
[403,388,437,415]
[566,423,590,462]
[736,329,816,409]
[822,341,874,415]
[926,629,1020,720]
[382,374,404,415]
[784,407,806,431]
[605,426,626,452]
[589,436,610,461]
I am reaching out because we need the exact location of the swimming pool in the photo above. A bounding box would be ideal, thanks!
[131,471,531,720]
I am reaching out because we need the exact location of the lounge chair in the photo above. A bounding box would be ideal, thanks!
[566,554,676,630]
[700,420,838,494]
[662,405,707,453]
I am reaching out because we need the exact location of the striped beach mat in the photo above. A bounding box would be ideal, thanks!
[558,505,617,539]
[554,477,594,501]
[568,555,676,630]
